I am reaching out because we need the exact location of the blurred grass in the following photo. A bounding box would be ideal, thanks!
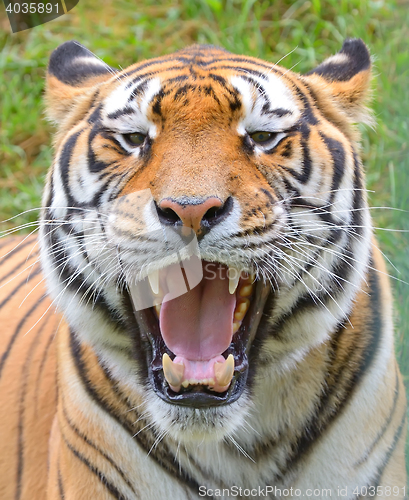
[0,0,408,472]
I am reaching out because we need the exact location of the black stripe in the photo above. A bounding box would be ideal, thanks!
[281,125,312,184]
[354,411,407,498]
[201,62,271,79]
[87,103,102,124]
[63,437,129,500]
[354,367,400,467]
[0,250,40,287]
[370,411,407,488]
[34,320,58,415]
[99,132,129,155]
[0,236,19,251]
[299,124,313,184]
[44,173,54,208]
[319,132,346,203]
[128,80,149,102]
[88,123,110,173]
[0,272,45,378]
[0,237,38,273]
[58,459,65,500]
[124,53,274,81]
[351,151,366,236]
[15,309,54,500]
[209,73,241,111]
[106,106,136,120]
[347,260,382,378]
[289,196,346,228]
[229,219,277,242]
[58,129,84,206]
[62,404,137,495]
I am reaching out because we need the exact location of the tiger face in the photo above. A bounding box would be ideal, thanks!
[42,40,373,442]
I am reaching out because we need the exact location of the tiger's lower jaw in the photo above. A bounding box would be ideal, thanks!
[128,262,271,410]
[144,389,253,443]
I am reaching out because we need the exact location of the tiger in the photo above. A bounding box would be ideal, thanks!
[0,38,406,499]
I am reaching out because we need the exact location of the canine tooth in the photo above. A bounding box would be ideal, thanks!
[228,266,241,294]
[214,354,234,388]
[232,322,241,334]
[239,283,253,297]
[148,269,160,295]
[162,353,184,391]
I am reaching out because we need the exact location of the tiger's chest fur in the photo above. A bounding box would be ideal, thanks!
[0,40,406,499]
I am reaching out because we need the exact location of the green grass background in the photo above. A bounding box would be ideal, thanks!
[0,0,408,475]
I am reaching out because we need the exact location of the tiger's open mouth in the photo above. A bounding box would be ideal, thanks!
[128,260,270,408]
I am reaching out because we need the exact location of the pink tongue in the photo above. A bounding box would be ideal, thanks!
[160,263,236,362]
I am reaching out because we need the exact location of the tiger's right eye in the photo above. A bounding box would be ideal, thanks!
[123,132,146,147]
[250,131,275,144]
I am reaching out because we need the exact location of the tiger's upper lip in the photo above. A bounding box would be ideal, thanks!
[128,266,271,408]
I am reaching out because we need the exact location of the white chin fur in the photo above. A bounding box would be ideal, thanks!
[144,389,251,443]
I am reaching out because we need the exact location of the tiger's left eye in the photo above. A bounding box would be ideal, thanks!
[250,131,275,144]
[123,132,146,146]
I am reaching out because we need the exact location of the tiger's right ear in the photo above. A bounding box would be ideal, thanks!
[46,41,116,124]
[302,39,373,127]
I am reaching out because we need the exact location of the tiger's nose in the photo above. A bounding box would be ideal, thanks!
[157,196,232,237]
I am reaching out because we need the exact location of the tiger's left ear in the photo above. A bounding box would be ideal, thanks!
[302,39,373,126]
[46,41,116,125]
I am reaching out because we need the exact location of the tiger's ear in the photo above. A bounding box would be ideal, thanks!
[46,41,116,124]
[302,39,373,126]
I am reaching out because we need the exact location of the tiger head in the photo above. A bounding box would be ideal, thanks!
[42,40,373,442]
